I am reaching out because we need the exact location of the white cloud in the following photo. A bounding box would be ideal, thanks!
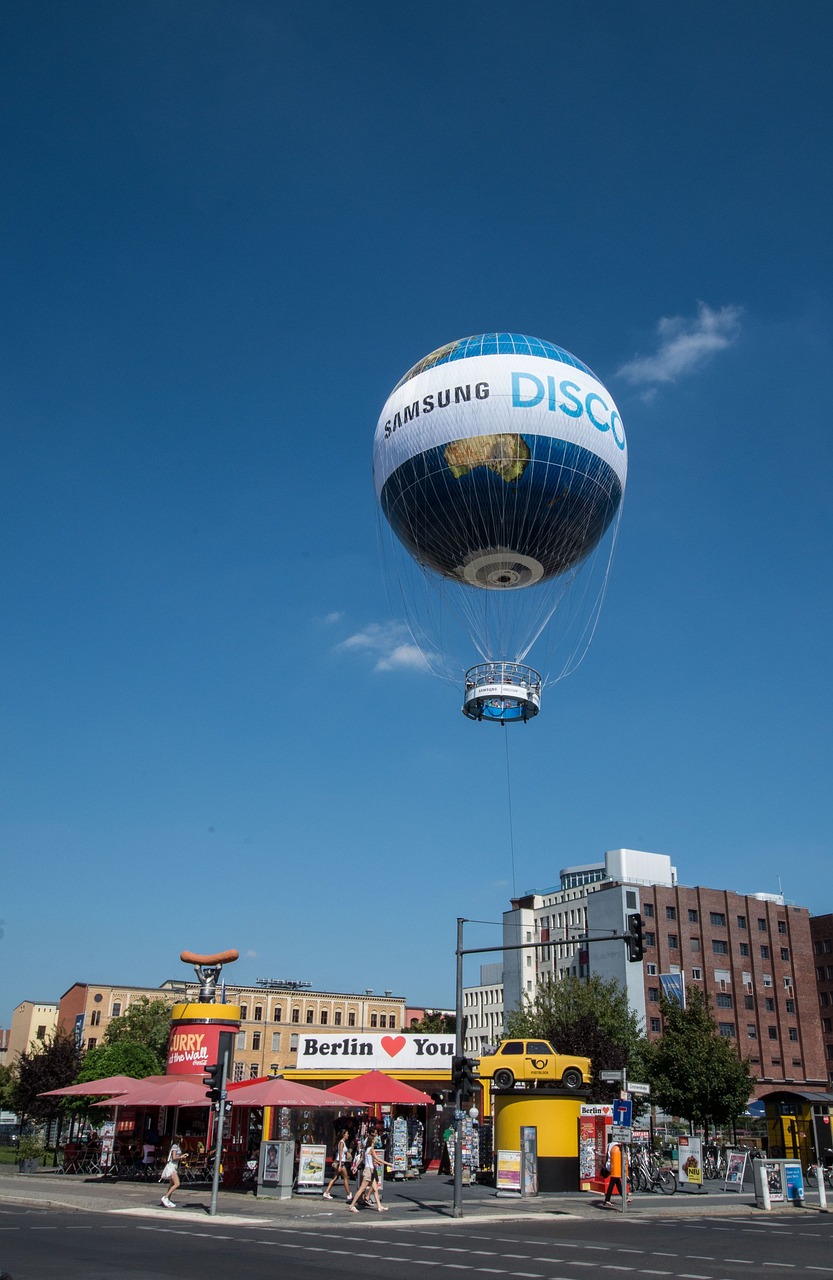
[245,949,257,959]
[338,621,431,674]
[322,611,344,625]
[617,301,742,390]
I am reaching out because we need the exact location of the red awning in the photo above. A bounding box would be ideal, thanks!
[91,1076,209,1108]
[39,1074,141,1098]
[324,1070,435,1105]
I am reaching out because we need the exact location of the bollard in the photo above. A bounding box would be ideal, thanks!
[817,1166,828,1212]
[754,1158,771,1211]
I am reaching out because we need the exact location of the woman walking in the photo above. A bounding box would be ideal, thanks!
[159,1135,182,1209]
[349,1127,391,1213]
[323,1129,353,1200]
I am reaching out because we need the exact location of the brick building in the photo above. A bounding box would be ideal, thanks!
[811,913,833,1086]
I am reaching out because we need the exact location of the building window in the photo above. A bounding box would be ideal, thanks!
[320,1010,328,1025]
[758,918,767,931]
[690,937,701,952]
[823,1017,832,1033]
[691,967,702,980]
[292,1008,300,1023]
[90,1010,101,1027]
[718,1023,736,1038]
[736,915,747,929]
[306,1009,314,1024]
[644,931,655,947]
[744,995,755,1010]
[765,997,775,1011]
[273,1007,282,1022]
[716,993,733,1008]
[36,1025,47,1039]
[87,1037,97,1050]
[777,920,787,934]
[370,1013,378,1027]
[821,992,829,1007]
[379,1014,386,1028]
[650,1017,661,1033]
[788,1027,798,1042]
[780,948,790,961]
[818,967,826,982]
[763,974,773,987]
[252,1031,261,1051]
[271,1032,281,1051]
[389,1014,396,1028]
[828,966,833,980]
[646,963,657,975]
[712,940,728,955]
[710,912,726,927]
[828,1045,833,1060]
[348,1012,356,1027]
[643,903,654,917]
[739,942,749,957]
[768,1027,778,1040]
[250,1063,258,1078]
[240,1005,248,1020]
[289,1034,298,1051]
[233,1062,244,1082]
[334,1010,342,1026]
[666,906,677,921]
[760,945,770,959]
[688,909,699,923]
[668,934,678,949]
[648,987,660,1003]
[254,1006,263,1022]
[237,1031,246,1050]
[112,1002,122,1017]
[747,1026,757,1039]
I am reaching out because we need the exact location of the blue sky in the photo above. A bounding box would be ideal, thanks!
[2,2,831,1027]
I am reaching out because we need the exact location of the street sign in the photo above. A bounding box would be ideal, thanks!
[609,1125,633,1143]
[627,1081,651,1095]
[613,1099,633,1127]
[599,1070,624,1082]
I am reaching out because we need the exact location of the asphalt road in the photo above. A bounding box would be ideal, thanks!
[2,1205,832,1280]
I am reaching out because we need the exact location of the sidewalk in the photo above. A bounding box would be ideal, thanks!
[0,1166,824,1227]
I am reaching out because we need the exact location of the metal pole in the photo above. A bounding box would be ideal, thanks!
[453,917,466,1218]
[208,1053,229,1217]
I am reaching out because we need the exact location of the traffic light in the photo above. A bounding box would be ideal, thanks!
[459,1057,478,1101]
[203,1060,223,1103]
[451,1055,465,1094]
[626,912,644,962]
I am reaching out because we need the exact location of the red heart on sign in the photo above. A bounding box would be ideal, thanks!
[380,1035,406,1057]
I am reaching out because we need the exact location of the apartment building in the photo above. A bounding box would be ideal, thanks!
[811,913,833,1085]
[6,1001,58,1063]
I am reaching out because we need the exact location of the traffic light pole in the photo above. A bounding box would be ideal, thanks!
[209,1053,229,1217]
[453,916,465,1218]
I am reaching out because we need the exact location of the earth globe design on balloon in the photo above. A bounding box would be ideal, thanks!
[373,333,627,722]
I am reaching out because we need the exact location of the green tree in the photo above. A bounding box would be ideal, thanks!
[76,1041,159,1085]
[505,974,649,1102]
[10,1031,81,1130]
[0,1062,15,1110]
[645,986,754,1129]
[405,1011,457,1034]
[103,996,174,1071]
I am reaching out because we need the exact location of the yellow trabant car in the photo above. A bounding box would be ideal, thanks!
[477,1039,591,1091]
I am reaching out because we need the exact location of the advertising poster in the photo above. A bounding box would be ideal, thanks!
[784,1161,804,1203]
[261,1142,281,1185]
[579,1105,612,1182]
[678,1135,703,1186]
[297,1144,327,1190]
[764,1161,784,1202]
[724,1150,747,1191]
[495,1149,522,1194]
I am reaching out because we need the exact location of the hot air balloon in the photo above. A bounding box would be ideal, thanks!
[373,333,627,722]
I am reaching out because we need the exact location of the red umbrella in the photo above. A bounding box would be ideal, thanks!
[228,1077,361,1109]
[324,1070,435,1105]
[39,1075,141,1098]
[91,1076,210,1108]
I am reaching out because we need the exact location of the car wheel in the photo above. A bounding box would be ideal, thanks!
[493,1068,515,1090]
[561,1067,583,1090]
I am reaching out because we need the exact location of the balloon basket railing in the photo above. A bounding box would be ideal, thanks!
[462,662,541,723]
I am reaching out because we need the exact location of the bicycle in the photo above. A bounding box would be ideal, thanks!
[630,1148,677,1195]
